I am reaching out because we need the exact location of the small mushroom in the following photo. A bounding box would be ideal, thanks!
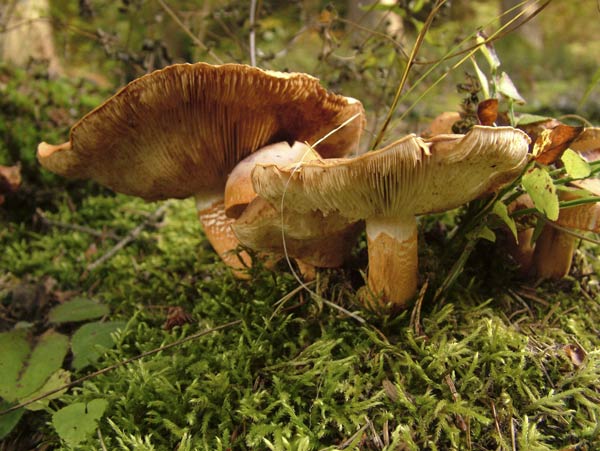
[0,163,21,205]
[252,125,530,309]
[507,131,600,279]
[224,141,321,219]
[225,141,362,277]
[511,180,600,279]
[232,196,363,272]
[37,62,365,274]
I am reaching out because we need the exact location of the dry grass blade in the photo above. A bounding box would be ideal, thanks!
[371,0,447,149]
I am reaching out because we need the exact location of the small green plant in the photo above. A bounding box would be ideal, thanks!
[0,297,125,443]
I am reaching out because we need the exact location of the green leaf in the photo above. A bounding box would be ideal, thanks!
[476,33,501,71]
[561,149,591,179]
[52,399,108,447]
[470,56,490,99]
[13,330,69,400]
[0,400,24,440]
[71,321,126,370]
[0,330,30,402]
[498,72,526,104]
[48,298,110,324]
[466,225,496,242]
[492,201,518,241]
[521,167,559,221]
[516,114,551,126]
[478,226,496,242]
[21,369,71,411]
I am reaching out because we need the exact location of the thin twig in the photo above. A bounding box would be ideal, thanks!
[97,428,108,451]
[36,208,122,240]
[156,0,223,64]
[371,0,447,149]
[86,203,170,271]
[545,221,600,245]
[338,423,369,449]
[249,0,257,66]
[0,319,242,415]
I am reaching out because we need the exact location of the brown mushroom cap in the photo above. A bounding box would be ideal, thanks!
[570,127,600,156]
[252,125,530,309]
[37,62,365,201]
[224,141,320,219]
[232,196,362,268]
[252,126,530,221]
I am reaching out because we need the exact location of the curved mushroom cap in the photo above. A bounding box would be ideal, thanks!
[224,141,320,219]
[232,197,362,267]
[37,63,365,201]
[557,179,600,232]
[570,127,600,156]
[252,126,530,221]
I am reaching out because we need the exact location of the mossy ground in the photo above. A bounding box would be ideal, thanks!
[2,188,600,450]
[2,13,600,446]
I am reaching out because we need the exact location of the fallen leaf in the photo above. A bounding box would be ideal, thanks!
[84,242,98,260]
[533,125,584,165]
[477,99,498,126]
[163,306,193,331]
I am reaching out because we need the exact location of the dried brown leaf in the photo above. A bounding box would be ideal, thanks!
[533,125,584,165]
[477,99,498,126]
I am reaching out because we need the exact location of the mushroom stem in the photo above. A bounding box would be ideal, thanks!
[366,216,418,308]
[506,228,536,275]
[533,225,576,279]
[197,198,252,279]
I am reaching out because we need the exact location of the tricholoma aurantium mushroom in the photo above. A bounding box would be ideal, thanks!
[37,62,365,274]
[252,125,530,310]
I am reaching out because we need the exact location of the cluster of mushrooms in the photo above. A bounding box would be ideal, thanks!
[38,62,541,311]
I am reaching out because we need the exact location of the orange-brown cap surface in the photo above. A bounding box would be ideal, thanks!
[38,63,365,201]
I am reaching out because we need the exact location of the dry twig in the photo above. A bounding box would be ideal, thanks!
[86,203,170,271]
[36,208,122,240]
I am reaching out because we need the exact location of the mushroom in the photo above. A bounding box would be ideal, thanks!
[223,140,362,277]
[0,163,21,205]
[224,141,321,219]
[37,62,365,273]
[232,196,363,273]
[510,180,600,279]
[252,125,530,309]
[506,130,600,279]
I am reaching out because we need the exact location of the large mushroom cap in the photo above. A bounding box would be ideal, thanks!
[252,126,531,220]
[37,62,365,201]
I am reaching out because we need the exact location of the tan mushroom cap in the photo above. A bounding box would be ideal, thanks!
[252,125,530,309]
[37,62,366,201]
[253,126,530,221]
[224,141,321,219]
[232,196,362,268]
[507,179,600,279]
[570,127,600,156]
